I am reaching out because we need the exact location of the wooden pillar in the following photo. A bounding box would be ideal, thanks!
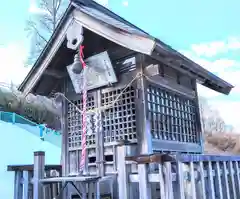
[22,171,29,199]
[33,151,45,199]
[117,143,133,199]
[14,171,23,199]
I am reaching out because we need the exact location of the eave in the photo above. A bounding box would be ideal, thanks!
[19,0,234,96]
[153,43,233,95]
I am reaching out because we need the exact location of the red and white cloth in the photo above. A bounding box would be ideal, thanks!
[79,45,87,173]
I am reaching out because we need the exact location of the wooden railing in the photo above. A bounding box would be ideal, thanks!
[117,144,240,199]
[8,145,240,199]
[7,151,62,199]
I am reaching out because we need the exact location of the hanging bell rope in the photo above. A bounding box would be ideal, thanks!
[78,45,88,174]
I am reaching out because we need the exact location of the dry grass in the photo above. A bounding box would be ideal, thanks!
[204,133,240,154]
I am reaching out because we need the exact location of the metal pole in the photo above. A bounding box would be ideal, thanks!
[33,151,45,199]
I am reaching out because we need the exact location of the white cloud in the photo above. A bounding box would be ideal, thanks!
[190,37,240,57]
[181,50,240,98]
[196,58,237,74]
[197,84,221,98]
[182,38,240,130]
[181,50,238,74]
[194,58,240,96]
[226,37,240,50]
[29,0,50,15]
[0,43,30,86]
[191,41,225,57]
[217,70,240,86]
[233,85,240,93]
[122,1,129,6]
[217,70,240,95]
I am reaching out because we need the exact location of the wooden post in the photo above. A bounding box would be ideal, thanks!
[33,151,45,199]
[14,171,23,199]
[22,171,29,199]
[117,143,132,199]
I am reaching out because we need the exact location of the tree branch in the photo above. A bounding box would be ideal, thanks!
[25,0,67,66]
[27,20,49,44]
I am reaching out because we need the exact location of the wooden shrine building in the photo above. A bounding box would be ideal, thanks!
[17,0,233,198]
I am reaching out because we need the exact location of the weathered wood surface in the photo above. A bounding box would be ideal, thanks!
[7,164,61,172]
[0,83,60,130]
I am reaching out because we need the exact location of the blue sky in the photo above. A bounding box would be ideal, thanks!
[109,0,240,47]
[0,0,239,125]
[0,1,29,45]
[0,0,240,196]
[0,121,61,198]
[0,0,239,124]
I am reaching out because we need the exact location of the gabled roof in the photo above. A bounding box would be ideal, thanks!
[19,0,233,95]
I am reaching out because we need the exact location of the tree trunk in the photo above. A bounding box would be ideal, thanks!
[0,86,60,130]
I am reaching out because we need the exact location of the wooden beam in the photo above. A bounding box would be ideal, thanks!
[44,69,66,79]
[125,154,176,164]
[151,52,205,82]
[7,164,61,172]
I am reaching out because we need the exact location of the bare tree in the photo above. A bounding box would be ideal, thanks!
[25,0,68,65]
[199,96,208,133]
[199,96,226,134]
